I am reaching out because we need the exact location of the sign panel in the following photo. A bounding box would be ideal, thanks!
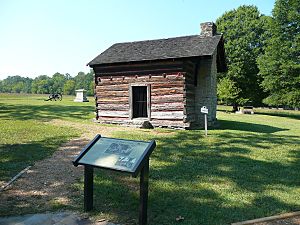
[201,106,208,114]
[73,135,156,176]
[73,135,156,224]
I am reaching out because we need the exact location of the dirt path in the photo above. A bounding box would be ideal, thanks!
[0,120,133,217]
[0,137,87,216]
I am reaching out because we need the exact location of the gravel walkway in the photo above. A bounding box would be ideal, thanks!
[0,137,88,215]
[0,120,132,222]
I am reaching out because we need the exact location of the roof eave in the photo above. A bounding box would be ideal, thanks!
[88,54,214,68]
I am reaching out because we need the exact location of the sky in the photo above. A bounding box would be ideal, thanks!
[0,0,275,80]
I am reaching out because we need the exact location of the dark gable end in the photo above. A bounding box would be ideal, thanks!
[87,34,225,72]
[216,36,227,73]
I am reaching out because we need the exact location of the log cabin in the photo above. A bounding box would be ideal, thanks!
[87,22,226,129]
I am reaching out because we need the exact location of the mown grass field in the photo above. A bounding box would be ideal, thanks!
[0,93,299,225]
[0,94,94,182]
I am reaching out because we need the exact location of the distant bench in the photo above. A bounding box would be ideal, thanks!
[242,106,254,114]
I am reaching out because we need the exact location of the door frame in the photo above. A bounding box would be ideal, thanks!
[129,83,151,120]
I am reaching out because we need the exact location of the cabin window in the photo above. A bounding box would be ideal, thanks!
[132,86,148,118]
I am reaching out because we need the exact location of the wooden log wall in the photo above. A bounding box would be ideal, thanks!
[183,60,197,126]
[93,60,192,128]
[92,59,209,128]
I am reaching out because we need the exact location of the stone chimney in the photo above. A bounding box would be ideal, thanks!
[200,22,217,37]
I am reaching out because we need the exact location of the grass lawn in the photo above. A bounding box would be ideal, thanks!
[0,93,299,225]
[83,111,300,225]
[0,94,93,183]
[0,93,95,123]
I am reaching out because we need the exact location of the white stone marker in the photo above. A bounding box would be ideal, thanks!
[74,89,89,102]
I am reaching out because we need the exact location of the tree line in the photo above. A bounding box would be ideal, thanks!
[216,0,299,109]
[0,70,95,96]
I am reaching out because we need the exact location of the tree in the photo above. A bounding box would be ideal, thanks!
[0,80,4,93]
[216,5,268,109]
[51,72,66,93]
[86,70,95,96]
[257,0,300,107]
[63,79,75,95]
[74,70,94,96]
[74,72,86,90]
[0,76,33,93]
[12,82,25,93]
[0,70,96,95]
[217,77,241,106]
[31,75,51,94]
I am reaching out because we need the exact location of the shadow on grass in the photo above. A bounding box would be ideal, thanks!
[0,138,85,217]
[1,129,299,224]
[0,103,94,121]
[70,127,300,225]
[1,101,299,224]
[0,135,75,183]
[218,119,288,133]
[255,111,300,120]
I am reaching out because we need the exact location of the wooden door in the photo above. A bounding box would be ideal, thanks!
[132,86,147,118]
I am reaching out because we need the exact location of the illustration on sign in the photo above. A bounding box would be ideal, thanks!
[115,156,136,169]
[105,143,133,156]
[75,137,151,173]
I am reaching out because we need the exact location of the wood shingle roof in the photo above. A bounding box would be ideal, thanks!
[87,34,223,66]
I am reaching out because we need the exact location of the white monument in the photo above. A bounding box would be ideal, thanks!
[74,89,89,102]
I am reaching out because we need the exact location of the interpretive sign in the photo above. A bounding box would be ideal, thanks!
[74,136,153,175]
[73,134,156,225]
[201,106,208,114]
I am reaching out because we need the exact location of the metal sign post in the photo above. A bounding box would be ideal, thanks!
[139,159,149,225]
[84,165,94,212]
[204,114,208,136]
[201,106,208,137]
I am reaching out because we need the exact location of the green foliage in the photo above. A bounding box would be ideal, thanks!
[63,79,76,95]
[51,72,66,93]
[74,70,94,96]
[216,5,267,106]
[217,77,241,105]
[0,76,33,93]
[257,0,300,107]
[0,70,95,96]
[31,75,52,94]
